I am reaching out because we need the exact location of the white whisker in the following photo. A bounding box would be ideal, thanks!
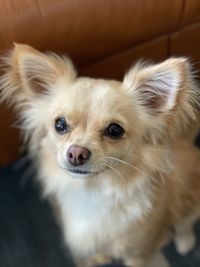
[100,159,127,186]
[103,155,142,175]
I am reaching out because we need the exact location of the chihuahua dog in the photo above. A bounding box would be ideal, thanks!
[1,44,200,267]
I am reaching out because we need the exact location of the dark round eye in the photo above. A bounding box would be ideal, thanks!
[55,117,69,134]
[104,123,124,139]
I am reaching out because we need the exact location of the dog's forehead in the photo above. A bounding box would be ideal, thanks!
[63,78,129,127]
[51,77,131,125]
[72,77,122,98]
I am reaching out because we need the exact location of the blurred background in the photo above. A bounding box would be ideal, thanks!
[0,1,200,266]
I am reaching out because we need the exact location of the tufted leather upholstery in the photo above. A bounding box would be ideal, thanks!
[0,0,200,165]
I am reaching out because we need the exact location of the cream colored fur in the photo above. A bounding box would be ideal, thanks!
[1,44,200,267]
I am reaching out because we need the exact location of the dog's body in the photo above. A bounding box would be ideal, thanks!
[41,138,200,267]
[1,44,200,267]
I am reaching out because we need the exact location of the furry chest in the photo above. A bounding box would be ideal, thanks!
[56,182,152,256]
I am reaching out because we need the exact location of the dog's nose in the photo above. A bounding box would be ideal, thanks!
[67,145,91,166]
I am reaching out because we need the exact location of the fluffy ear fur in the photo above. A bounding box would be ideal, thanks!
[123,58,199,141]
[0,44,76,108]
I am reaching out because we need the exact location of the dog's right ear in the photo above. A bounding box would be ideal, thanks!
[0,44,76,106]
[123,58,199,141]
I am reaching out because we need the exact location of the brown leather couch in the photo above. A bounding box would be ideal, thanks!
[0,0,200,165]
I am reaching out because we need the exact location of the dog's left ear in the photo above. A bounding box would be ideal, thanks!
[0,44,76,106]
[123,58,199,139]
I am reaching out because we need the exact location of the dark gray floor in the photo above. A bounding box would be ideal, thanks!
[0,159,200,267]
[0,161,74,267]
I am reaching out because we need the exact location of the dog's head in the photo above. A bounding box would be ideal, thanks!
[0,44,198,181]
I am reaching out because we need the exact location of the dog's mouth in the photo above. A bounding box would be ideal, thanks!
[63,163,108,178]
[67,168,93,175]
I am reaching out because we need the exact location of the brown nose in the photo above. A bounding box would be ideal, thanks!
[67,145,91,166]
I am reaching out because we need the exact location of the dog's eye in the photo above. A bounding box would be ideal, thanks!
[55,117,69,134]
[104,123,124,139]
